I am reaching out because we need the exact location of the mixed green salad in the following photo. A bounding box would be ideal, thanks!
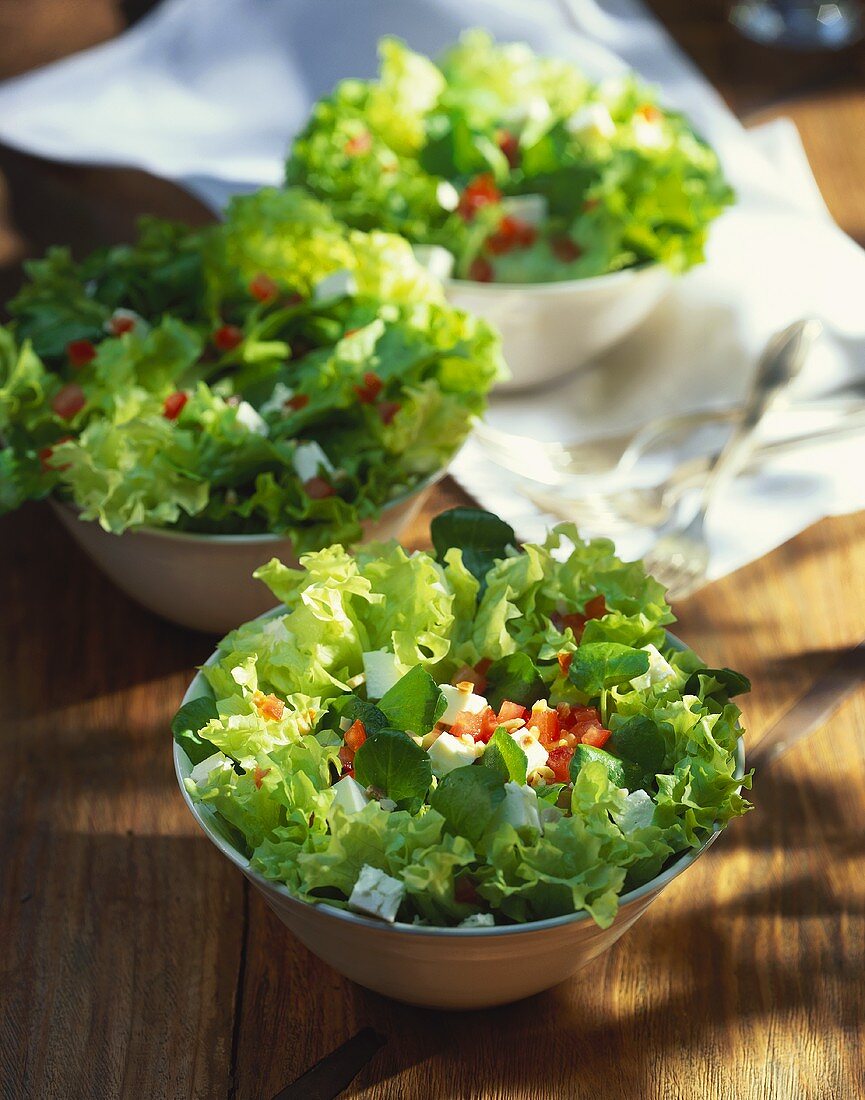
[0,189,500,545]
[176,508,751,929]
[285,32,734,285]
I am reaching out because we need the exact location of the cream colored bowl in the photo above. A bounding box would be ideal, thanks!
[447,264,671,392]
[175,635,745,1009]
[52,477,437,634]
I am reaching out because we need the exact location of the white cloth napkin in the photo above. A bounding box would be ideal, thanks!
[0,0,862,578]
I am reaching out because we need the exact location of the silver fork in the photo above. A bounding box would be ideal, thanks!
[642,318,823,601]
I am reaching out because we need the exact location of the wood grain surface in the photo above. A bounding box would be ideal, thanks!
[1,3,864,1098]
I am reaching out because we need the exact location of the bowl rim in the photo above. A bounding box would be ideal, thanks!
[52,467,445,547]
[445,259,666,297]
[174,620,747,938]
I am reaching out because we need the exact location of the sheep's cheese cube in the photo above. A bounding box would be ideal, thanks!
[459,913,495,928]
[259,382,295,417]
[189,751,229,786]
[428,732,482,777]
[412,244,455,280]
[510,728,549,776]
[615,789,655,833]
[314,268,357,301]
[501,194,547,227]
[349,864,405,923]
[331,775,370,815]
[362,650,402,700]
[435,180,460,211]
[235,400,268,436]
[439,683,488,726]
[633,117,668,150]
[491,781,542,835]
[630,644,676,692]
[566,102,616,141]
[292,441,335,483]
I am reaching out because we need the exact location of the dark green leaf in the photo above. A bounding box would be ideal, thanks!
[534,783,567,806]
[335,694,388,735]
[378,665,445,736]
[609,715,667,787]
[430,766,506,845]
[684,666,751,699]
[482,728,527,785]
[430,507,516,589]
[353,727,432,813]
[485,653,546,711]
[570,743,643,791]
[567,642,650,698]
[172,697,219,765]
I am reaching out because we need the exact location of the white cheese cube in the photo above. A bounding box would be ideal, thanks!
[348,864,405,923]
[189,751,229,785]
[490,780,542,835]
[566,102,616,141]
[412,244,455,280]
[435,180,460,211]
[428,732,482,777]
[313,268,357,300]
[259,382,295,417]
[104,307,148,337]
[439,683,488,726]
[362,649,402,699]
[459,913,495,928]
[630,644,676,692]
[234,400,268,436]
[331,775,370,815]
[501,194,547,227]
[292,441,335,483]
[379,797,398,812]
[615,789,655,833]
[633,117,668,150]
[510,728,549,776]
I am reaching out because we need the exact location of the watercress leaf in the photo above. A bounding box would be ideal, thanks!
[684,666,752,699]
[430,766,506,845]
[172,697,220,765]
[335,694,388,734]
[485,653,546,711]
[353,727,432,813]
[378,664,445,736]
[483,727,528,785]
[570,744,643,792]
[430,506,516,588]
[609,715,667,785]
[534,782,567,806]
[567,642,650,698]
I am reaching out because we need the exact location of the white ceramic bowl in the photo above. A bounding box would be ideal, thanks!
[175,633,745,1009]
[52,477,438,634]
[447,264,671,392]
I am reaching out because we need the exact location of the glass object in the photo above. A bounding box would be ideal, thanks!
[729,1,864,48]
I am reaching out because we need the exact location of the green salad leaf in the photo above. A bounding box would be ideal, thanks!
[431,506,516,588]
[684,666,752,699]
[171,697,220,765]
[378,665,446,736]
[430,766,506,845]
[353,727,432,813]
[484,652,546,711]
[567,642,650,697]
[483,728,528,785]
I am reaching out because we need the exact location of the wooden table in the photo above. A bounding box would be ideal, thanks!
[2,4,864,1097]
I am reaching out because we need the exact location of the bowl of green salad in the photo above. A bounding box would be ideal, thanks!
[174,507,751,1008]
[0,189,501,632]
[286,31,733,390]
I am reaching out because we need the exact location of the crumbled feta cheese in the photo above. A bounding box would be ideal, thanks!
[313,268,357,300]
[292,441,335,483]
[362,650,402,699]
[615,789,655,833]
[189,751,228,785]
[435,180,460,211]
[459,913,495,928]
[259,382,295,417]
[379,797,398,812]
[501,194,547,227]
[491,780,542,835]
[428,732,483,777]
[234,400,268,436]
[349,864,405,922]
[412,244,455,280]
[633,117,668,150]
[510,728,549,776]
[630,644,676,692]
[331,775,370,815]
[566,102,616,140]
[439,683,488,726]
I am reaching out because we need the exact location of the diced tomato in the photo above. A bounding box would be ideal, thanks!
[475,658,492,676]
[338,745,354,775]
[457,174,501,221]
[454,876,480,905]
[486,216,537,255]
[496,129,520,169]
[213,324,244,352]
[468,257,494,283]
[285,393,309,411]
[304,476,335,499]
[554,595,607,640]
[377,401,401,426]
[354,371,383,404]
[344,720,367,753]
[51,383,86,420]
[584,595,606,620]
[248,273,279,302]
[67,339,97,369]
[254,692,285,721]
[547,744,574,784]
[253,766,271,789]
[551,236,582,263]
[637,103,662,123]
[449,708,485,742]
[581,725,612,749]
[497,700,526,723]
[345,131,372,156]
[108,313,137,336]
[162,391,188,420]
[557,652,573,677]
[528,704,560,748]
[38,434,73,473]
